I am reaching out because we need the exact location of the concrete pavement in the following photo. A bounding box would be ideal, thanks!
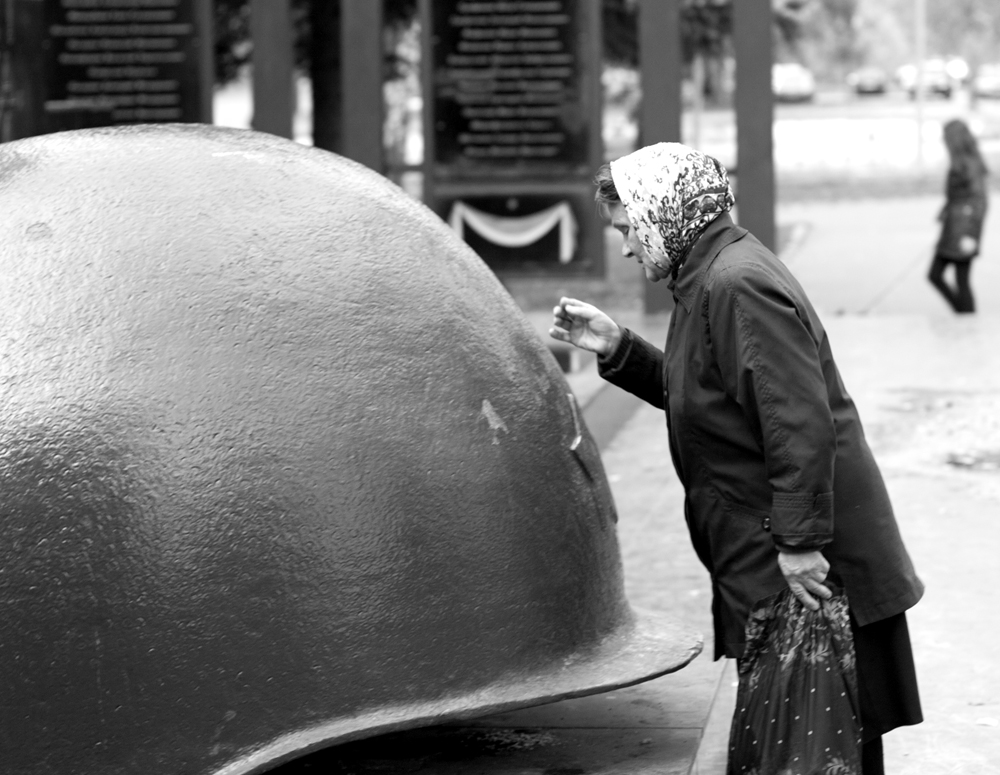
[275,194,1000,773]
[818,314,1000,774]
[778,194,1000,316]
[774,193,1000,773]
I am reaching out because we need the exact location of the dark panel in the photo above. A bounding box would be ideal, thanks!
[638,0,681,313]
[3,1,49,141]
[2,0,211,140]
[638,0,681,146]
[196,0,212,122]
[251,0,293,138]
[423,0,605,278]
[430,0,592,177]
[342,0,383,170]
[733,0,776,250]
[43,0,205,129]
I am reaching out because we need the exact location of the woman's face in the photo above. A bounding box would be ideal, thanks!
[609,202,670,283]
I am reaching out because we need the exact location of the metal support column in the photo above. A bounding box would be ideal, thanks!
[196,0,214,124]
[733,0,776,251]
[342,0,383,171]
[638,0,682,313]
[251,0,293,139]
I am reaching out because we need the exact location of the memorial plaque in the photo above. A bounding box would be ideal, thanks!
[423,0,603,275]
[0,0,210,141]
[431,0,590,176]
[442,192,584,271]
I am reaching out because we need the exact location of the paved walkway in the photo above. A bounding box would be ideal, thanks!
[820,315,1000,774]
[773,195,1000,773]
[778,194,1000,317]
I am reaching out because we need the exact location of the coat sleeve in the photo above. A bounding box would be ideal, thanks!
[597,328,665,409]
[707,262,835,551]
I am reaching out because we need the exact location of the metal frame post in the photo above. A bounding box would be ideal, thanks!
[638,0,682,313]
[251,0,294,139]
[733,0,776,250]
[342,0,384,171]
[196,0,213,123]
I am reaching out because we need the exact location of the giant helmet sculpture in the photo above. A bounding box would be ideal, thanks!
[0,126,701,774]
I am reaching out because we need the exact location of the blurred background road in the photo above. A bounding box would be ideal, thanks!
[216,78,1000,188]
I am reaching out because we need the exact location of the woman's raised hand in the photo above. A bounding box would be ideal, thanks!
[549,297,622,356]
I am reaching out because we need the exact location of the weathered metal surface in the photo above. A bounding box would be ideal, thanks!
[0,125,702,775]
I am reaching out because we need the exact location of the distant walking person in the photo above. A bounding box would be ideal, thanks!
[928,119,989,313]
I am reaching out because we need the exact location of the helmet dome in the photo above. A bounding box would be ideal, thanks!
[0,125,701,775]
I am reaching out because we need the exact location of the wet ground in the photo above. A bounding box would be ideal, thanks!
[824,317,1000,775]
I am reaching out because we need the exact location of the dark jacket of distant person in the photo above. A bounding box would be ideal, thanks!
[936,124,989,261]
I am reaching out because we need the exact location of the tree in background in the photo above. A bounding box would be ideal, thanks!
[850,0,911,74]
[213,0,417,153]
[602,0,638,68]
[821,0,1000,81]
[603,0,733,71]
[682,0,732,103]
[926,0,1000,75]
[603,0,734,105]
[783,0,859,81]
[308,0,417,153]
[604,0,831,103]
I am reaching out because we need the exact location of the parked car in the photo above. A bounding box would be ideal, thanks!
[945,57,970,83]
[772,62,816,103]
[847,66,888,95]
[973,64,1000,99]
[897,60,953,98]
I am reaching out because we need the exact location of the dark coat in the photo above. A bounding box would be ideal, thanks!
[936,159,988,261]
[599,213,924,660]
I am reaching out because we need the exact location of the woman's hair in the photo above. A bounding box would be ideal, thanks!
[944,119,988,177]
[593,162,621,217]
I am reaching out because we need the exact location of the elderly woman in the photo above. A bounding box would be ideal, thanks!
[550,144,923,774]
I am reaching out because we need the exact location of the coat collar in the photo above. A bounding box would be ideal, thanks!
[668,213,747,312]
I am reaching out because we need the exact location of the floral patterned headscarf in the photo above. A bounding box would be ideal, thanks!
[610,143,735,275]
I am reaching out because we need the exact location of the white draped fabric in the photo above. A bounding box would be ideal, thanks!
[447,200,578,263]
